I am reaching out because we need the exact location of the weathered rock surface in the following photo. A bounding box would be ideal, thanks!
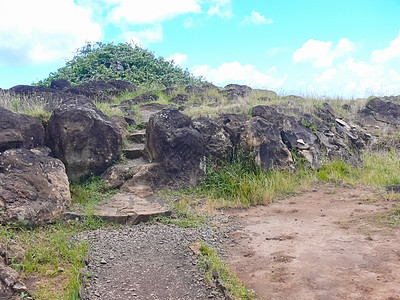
[145,108,205,188]
[193,117,232,162]
[92,193,170,225]
[365,97,400,126]
[46,96,122,182]
[50,78,72,90]
[241,116,293,171]
[121,92,159,106]
[0,257,29,299]
[0,107,45,152]
[222,84,252,100]
[0,149,70,226]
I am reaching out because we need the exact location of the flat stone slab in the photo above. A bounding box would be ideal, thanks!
[127,130,146,143]
[94,193,171,225]
[123,143,145,159]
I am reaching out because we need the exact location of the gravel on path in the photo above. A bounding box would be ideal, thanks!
[77,223,226,300]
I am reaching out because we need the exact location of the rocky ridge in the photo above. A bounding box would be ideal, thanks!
[1,79,400,298]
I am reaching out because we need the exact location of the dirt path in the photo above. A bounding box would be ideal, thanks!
[225,185,400,300]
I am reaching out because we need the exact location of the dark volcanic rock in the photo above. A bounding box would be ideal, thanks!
[145,108,205,188]
[366,97,400,125]
[0,148,70,226]
[66,81,117,103]
[50,79,72,90]
[107,80,136,93]
[241,117,293,171]
[193,117,232,162]
[46,96,122,182]
[185,85,205,94]
[121,92,159,105]
[0,107,45,152]
[8,85,65,110]
[9,85,55,94]
[216,114,249,146]
[222,84,252,100]
[171,94,190,105]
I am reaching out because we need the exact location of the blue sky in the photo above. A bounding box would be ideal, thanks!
[1,0,400,98]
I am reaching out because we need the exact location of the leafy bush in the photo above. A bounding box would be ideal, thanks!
[36,42,202,87]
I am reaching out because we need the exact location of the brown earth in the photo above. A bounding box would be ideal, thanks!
[225,185,400,300]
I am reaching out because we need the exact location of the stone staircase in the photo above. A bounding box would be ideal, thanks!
[67,104,171,225]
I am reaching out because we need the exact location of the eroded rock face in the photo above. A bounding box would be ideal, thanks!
[366,97,400,126]
[145,108,205,188]
[0,149,70,226]
[0,107,45,152]
[241,117,293,171]
[222,84,252,100]
[193,117,232,162]
[46,96,122,182]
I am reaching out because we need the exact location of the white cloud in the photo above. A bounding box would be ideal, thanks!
[315,68,337,83]
[208,0,232,18]
[371,30,400,63]
[108,0,201,24]
[293,38,355,68]
[0,0,102,64]
[241,10,273,26]
[167,53,188,66]
[192,61,287,90]
[122,24,163,47]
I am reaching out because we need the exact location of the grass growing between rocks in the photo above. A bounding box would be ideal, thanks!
[173,151,400,211]
[197,243,255,300]
[70,176,117,214]
[0,216,109,300]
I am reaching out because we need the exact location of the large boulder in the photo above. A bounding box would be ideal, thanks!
[252,105,321,168]
[65,81,117,103]
[365,97,400,126]
[0,149,70,226]
[241,117,293,171]
[8,85,64,110]
[145,108,205,188]
[0,107,45,152]
[46,96,122,182]
[222,84,252,100]
[193,117,232,162]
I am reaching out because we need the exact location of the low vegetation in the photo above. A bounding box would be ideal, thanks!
[198,243,255,299]
[35,42,202,87]
[0,177,118,299]
[0,217,109,299]
[170,150,400,212]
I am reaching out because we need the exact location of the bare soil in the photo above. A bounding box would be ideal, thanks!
[225,185,400,300]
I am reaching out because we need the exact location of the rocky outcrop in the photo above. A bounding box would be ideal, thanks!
[121,92,159,106]
[241,116,293,171]
[1,256,29,299]
[193,117,232,162]
[222,84,252,100]
[145,108,205,188]
[50,78,72,90]
[66,80,118,103]
[0,148,70,226]
[46,96,122,182]
[0,107,45,152]
[366,97,400,126]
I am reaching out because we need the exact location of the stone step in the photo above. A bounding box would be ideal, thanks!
[123,143,145,159]
[65,194,170,225]
[127,130,146,143]
[95,193,170,225]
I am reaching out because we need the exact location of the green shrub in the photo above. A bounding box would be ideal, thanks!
[35,42,202,87]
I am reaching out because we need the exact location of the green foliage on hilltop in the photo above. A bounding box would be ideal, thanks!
[35,42,202,87]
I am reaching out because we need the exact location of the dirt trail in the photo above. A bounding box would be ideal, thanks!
[225,185,400,300]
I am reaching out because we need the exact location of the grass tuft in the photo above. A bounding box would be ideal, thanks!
[198,243,255,299]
